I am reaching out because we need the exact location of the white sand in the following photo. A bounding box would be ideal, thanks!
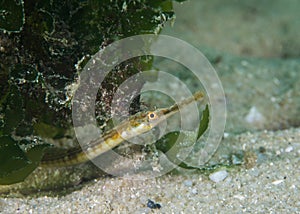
[1,128,299,213]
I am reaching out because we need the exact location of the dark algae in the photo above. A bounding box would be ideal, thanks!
[0,0,184,185]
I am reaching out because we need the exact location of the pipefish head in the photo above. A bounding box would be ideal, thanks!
[118,91,204,139]
[119,110,166,139]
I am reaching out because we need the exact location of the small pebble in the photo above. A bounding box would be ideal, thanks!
[147,199,161,209]
[191,188,198,194]
[285,146,293,153]
[258,146,266,153]
[223,132,229,138]
[183,180,193,187]
[248,168,259,177]
[272,180,284,185]
[209,170,228,183]
[233,195,245,200]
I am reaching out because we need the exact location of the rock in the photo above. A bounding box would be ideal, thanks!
[285,146,293,153]
[209,170,228,183]
[183,180,193,187]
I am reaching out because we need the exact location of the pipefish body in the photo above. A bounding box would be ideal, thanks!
[41,91,204,167]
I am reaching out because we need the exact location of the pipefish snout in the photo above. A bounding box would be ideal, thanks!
[41,91,205,167]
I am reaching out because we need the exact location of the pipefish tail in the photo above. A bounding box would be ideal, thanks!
[41,91,205,167]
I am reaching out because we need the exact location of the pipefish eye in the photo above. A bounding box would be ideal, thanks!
[148,111,158,120]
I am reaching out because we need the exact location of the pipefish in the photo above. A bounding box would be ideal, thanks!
[41,91,204,167]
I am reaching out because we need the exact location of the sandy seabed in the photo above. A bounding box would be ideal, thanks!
[1,0,300,213]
